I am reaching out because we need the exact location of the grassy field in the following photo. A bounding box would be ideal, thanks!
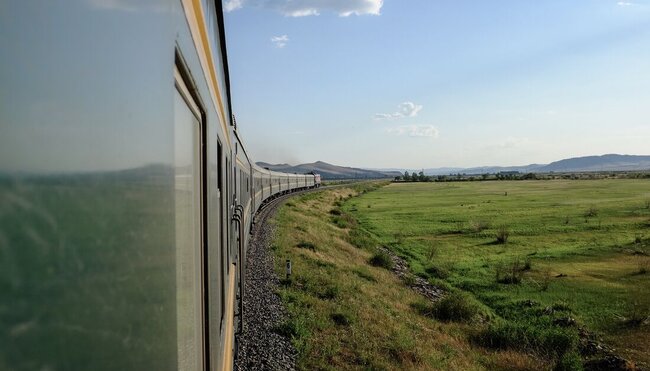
[271,183,556,370]
[345,179,650,368]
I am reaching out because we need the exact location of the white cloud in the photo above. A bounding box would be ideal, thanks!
[617,1,633,6]
[375,101,423,120]
[224,0,383,17]
[492,137,531,149]
[373,113,401,120]
[398,102,423,117]
[271,35,289,48]
[387,125,439,138]
[224,0,244,12]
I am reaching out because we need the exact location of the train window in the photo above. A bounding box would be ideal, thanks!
[174,65,205,371]
[225,158,230,273]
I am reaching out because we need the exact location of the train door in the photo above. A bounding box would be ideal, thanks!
[174,64,208,371]
[216,142,226,365]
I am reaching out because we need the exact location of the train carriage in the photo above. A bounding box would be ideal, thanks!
[0,1,319,370]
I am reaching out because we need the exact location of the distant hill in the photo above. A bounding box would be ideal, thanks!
[256,161,400,180]
[373,154,650,176]
[539,154,650,172]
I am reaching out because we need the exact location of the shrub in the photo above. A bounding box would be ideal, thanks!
[332,213,356,229]
[318,284,340,300]
[369,251,393,270]
[424,264,449,279]
[433,293,479,322]
[403,274,416,286]
[296,241,316,251]
[474,321,578,357]
[330,312,352,326]
[414,292,479,322]
[496,259,524,284]
[554,351,583,371]
[495,226,510,244]
[348,228,375,250]
[584,206,598,218]
[329,208,342,216]
[621,302,649,328]
[273,317,309,340]
[635,234,643,244]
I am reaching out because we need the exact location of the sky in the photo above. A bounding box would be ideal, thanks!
[222,0,650,169]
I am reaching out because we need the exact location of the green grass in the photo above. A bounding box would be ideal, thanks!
[347,179,650,368]
[272,183,553,370]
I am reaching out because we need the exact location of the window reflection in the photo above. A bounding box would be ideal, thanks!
[174,86,203,371]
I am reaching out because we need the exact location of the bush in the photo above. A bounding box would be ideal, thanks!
[584,206,598,218]
[424,264,449,279]
[318,284,340,300]
[296,241,316,251]
[369,251,393,270]
[402,274,416,286]
[621,302,649,328]
[332,213,356,229]
[348,228,375,250]
[554,351,583,371]
[474,321,578,357]
[329,208,342,216]
[496,259,524,284]
[273,317,309,340]
[495,226,510,244]
[635,234,643,244]
[330,312,352,326]
[414,292,479,323]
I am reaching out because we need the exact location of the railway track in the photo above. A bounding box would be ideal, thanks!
[234,186,327,370]
[234,183,367,370]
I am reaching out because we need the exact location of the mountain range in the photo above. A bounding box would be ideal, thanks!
[258,154,650,180]
[420,154,650,175]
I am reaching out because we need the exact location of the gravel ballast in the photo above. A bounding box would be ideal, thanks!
[234,195,298,371]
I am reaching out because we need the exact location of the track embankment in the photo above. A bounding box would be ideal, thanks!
[235,187,327,371]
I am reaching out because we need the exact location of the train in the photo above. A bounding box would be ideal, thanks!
[0,1,319,370]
